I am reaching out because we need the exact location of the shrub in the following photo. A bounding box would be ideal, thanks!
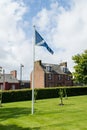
[2,86,87,103]
[2,89,32,103]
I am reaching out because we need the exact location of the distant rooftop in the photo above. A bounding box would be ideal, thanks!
[37,60,71,75]
[0,74,19,83]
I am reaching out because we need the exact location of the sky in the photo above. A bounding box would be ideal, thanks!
[0,0,87,80]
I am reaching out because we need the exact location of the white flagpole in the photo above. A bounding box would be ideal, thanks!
[32,25,35,114]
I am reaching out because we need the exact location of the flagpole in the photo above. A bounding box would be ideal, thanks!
[32,25,35,114]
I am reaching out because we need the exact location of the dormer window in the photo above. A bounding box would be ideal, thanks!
[61,66,69,73]
[63,67,67,73]
[46,66,51,72]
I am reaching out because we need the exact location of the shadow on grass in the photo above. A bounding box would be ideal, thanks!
[58,103,75,106]
[0,124,40,130]
[0,107,36,121]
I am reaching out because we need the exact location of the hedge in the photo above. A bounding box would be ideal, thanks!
[2,89,32,103]
[1,86,87,103]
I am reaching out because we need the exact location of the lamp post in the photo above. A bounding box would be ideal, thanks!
[20,64,24,88]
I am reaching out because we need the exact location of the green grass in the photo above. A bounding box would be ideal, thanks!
[0,95,87,130]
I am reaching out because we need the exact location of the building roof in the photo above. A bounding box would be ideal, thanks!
[41,63,71,75]
[0,74,19,83]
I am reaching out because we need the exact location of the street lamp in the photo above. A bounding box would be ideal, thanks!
[20,64,24,87]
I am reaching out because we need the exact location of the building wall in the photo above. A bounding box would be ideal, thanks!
[19,80,30,88]
[64,75,73,86]
[30,60,45,88]
[45,73,73,87]
[0,82,20,90]
[5,83,19,90]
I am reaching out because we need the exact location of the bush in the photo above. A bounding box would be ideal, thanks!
[2,89,32,103]
[2,86,87,103]
[36,88,58,99]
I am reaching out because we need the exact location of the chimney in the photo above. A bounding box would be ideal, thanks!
[10,70,17,78]
[59,62,67,67]
[35,60,41,65]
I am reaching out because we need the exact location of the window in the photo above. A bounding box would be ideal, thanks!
[63,67,68,73]
[58,75,61,80]
[46,66,51,72]
[12,85,15,90]
[48,74,52,80]
[67,76,70,80]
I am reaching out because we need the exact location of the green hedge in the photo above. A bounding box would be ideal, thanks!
[36,86,87,100]
[36,88,58,99]
[2,89,32,103]
[1,86,87,103]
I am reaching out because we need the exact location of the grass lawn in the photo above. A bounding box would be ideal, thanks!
[0,95,87,130]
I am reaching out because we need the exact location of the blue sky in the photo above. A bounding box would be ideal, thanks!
[0,0,87,80]
[20,0,73,34]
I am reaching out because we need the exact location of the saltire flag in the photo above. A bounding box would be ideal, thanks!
[35,30,54,54]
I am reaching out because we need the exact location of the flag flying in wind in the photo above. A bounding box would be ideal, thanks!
[35,30,54,54]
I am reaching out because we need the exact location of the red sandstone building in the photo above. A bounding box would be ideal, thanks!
[0,70,19,90]
[0,70,30,90]
[30,60,73,88]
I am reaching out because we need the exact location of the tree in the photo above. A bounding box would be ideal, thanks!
[72,50,87,85]
[59,88,64,105]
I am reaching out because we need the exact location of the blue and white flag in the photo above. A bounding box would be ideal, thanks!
[35,30,54,54]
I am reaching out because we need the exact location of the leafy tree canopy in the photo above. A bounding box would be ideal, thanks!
[72,50,87,85]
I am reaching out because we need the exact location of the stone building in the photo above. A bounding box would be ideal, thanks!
[0,70,19,90]
[30,60,73,88]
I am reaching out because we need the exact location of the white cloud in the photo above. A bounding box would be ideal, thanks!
[33,0,87,72]
[0,0,31,79]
